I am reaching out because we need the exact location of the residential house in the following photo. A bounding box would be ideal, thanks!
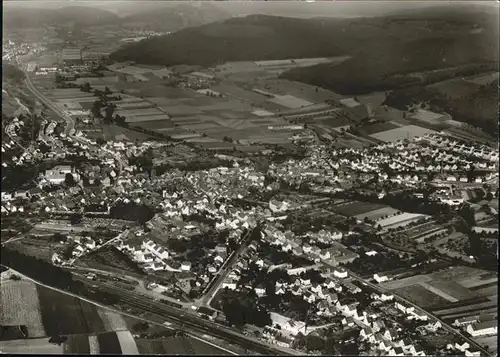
[341,316,355,328]
[455,342,470,352]
[333,267,348,279]
[425,321,442,332]
[311,283,322,295]
[465,350,481,357]
[319,249,331,260]
[374,273,391,283]
[378,339,393,352]
[276,286,286,295]
[453,316,479,327]
[303,291,316,304]
[255,285,266,297]
[222,282,237,290]
[383,328,399,341]
[388,347,405,356]
[325,291,338,303]
[466,320,498,337]
[395,302,407,314]
[291,285,302,296]
[360,327,374,340]
[181,261,192,271]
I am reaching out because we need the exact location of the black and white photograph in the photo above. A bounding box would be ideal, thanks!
[1,0,499,355]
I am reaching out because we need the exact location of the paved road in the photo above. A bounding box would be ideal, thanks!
[198,228,255,307]
[343,268,492,357]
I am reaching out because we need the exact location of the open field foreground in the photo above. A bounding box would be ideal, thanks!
[0,280,46,338]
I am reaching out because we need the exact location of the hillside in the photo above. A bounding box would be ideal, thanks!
[110,15,352,66]
[118,3,232,32]
[3,6,120,29]
[110,6,498,71]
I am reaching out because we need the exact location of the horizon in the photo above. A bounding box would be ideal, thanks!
[4,0,499,19]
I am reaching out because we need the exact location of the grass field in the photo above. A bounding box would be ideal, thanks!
[370,125,436,142]
[36,286,106,336]
[0,337,64,354]
[0,280,46,338]
[377,212,429,229]
[425,279,478,301]
[474,335,498,354]
[391,284,450,308]
[354,207,399,221]
[329,201,387,218]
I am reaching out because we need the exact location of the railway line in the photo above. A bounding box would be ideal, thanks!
[73,276,300,356]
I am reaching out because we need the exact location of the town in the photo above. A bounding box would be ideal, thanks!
[1,2,498,356]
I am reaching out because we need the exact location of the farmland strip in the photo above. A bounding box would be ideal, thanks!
[428,296,489,312]
[97,331,122,354]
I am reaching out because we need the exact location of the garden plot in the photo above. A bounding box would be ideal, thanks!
[0,280,45,338]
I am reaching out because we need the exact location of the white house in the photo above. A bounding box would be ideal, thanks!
[467,320,497,337]
[142,240,169,260]
[181,261,192,271]
[333,268,348,279]
[373,273,391,283]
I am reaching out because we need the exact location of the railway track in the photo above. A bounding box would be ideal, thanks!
[74,277,298,356]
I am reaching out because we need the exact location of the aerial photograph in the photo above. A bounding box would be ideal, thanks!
[1,0,498,355]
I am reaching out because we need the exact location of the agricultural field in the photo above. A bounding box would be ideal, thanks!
[96,331,123,354]
[359,121,399,135]
[353,206,399,222]
[0,337,64,354]
[329,201,387,217]
[268,94,314,109]
[391,284,450,308]
[135,336,230,355]
[370,124,436,142]
[377,212,429,229]
[474,335,498,354]
[0,280,45,338]
[36,285,107,336]
[101,125,157,142]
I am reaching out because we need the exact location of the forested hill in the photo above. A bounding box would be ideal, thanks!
[110,5,498,71]
[110,15,351,66]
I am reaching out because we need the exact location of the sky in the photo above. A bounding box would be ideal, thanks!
[4,0,499,18]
